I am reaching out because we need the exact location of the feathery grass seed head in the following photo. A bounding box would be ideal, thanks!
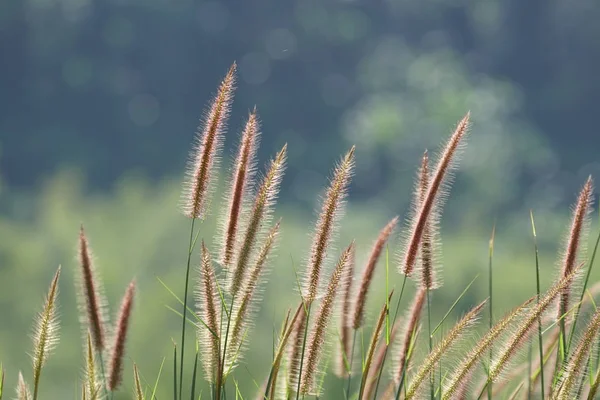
[336,246,355,378]
[300,242,354,395]
[400,113,470,277]
[229,145,286,296]
[304,147,355,303]
[108,281,135,391]
[352,216,398,329]
[77,226,107,352]
[220,109,260,268]
[182,63,236,219]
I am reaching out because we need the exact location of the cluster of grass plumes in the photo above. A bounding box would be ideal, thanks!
[5,64,600,400]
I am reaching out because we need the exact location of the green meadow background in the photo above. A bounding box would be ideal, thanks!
[1,0,600,397]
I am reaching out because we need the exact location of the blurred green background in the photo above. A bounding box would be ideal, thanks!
[1,0,600,397]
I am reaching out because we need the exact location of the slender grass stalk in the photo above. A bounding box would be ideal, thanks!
[345,330,358,398]
[32,266,61,400]
[179,218,196,399]
[426,289,434,400]
[264,304,303,400]
[530,210,546,399]
[190,351,199,400]
[295,303,311,400]
[488,224,495,400]
[173,343,178,400]
[358,292,392,400]
[371,274,407,400]
[394,288,427,399]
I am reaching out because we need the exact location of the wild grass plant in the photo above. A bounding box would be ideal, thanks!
[5,64,600,400]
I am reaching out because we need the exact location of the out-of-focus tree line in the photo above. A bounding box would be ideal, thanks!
[1,0,599,211]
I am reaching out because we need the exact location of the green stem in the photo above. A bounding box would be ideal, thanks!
[427,288,433,400]
[295,303,312,400]
[98,350,110,400]
[345,330,358,398]
[217,293,236,400]
[373,275,407,400]
[179,217,197,399]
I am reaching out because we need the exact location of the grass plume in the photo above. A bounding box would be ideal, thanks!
[220,109,260,268]
[182,62,236,220]
[77,226,107,352]
[400,113,470,277]
[300,242,354,395]
[337,245,355,378]
[352,217,398,329]
[195,242,221,383]
[107,281,135,391]
[229,144,287,296]
[304,147,355,303]
[31,267,61,400]
[404,299,486,399]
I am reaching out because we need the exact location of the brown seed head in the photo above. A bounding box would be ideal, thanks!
[352,216,398,329]
[221,109,260,267]
[108,281,135,391]
[300,242,354,395]
[305,146,355,303]
[401,113,470,276]
[78,226,106,351]
[182,63,236,219]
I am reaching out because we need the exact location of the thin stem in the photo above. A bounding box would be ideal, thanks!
[345,330,358,398]
[217,293,236,400]
[296,303,312,400]
[531,210,545,399]
[179,217,197,399]
[488,224,494,400]
[427,289,433,400]
[98,350,110,400]
[372,275,407,400]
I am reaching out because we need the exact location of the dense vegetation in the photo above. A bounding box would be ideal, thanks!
[3,66,600,399]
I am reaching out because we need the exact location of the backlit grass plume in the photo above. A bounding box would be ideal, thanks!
[404,299,486,400]
[352,216,398,329]
[182,63,236,220]
[31,266,61,400]
[227,220,280,367]
[400,113,470,277]
[557,177,593,329]
[85,332,99,400]
[553,305,600,399]
[336,246,355,378]
[393,288,426,387]
[107,281,135,391]
[486,265,582,385]
[442,298,533,399]
[229,144,287,296]
[358,292,392,400]
[220,109,259,268]
[17,372,31,400]
[195,241,221,383]
[304,147,355,303]
[77,226,107,352]
[300,242,354,395]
